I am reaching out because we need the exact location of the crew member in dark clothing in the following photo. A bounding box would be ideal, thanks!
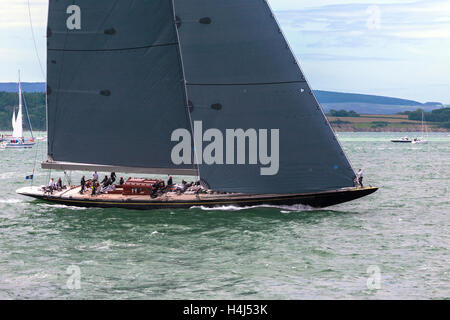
[110,172,116,183]
[167,176,173,186]
[80,176,86,193]
[119,177,125,185]
[57,178,63,190]
[104,177,112,188]
[101,175,108,186]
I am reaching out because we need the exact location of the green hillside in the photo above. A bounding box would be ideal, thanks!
[0,92,46,131]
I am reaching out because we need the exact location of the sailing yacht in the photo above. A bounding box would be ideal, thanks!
[17,0,377,209]
[412,111,428,144]
[1,72,35,149]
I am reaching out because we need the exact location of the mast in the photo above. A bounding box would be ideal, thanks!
[22,93,35,140]
[19,70,35,140]
[421,111,425,139]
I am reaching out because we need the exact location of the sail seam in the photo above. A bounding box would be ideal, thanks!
[48,42,178,52]
[186,80,307,86]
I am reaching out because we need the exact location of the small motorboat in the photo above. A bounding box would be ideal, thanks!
[391,137,412,143]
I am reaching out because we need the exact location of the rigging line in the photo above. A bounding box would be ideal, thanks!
[27,0,45,79]
[22,88,40,186]
[30,131,41,187]
[171,0,201,180]
[21,93,34,139]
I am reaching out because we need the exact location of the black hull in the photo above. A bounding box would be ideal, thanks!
[20,187,378,210]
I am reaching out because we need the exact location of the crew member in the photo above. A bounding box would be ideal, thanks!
[57,177,63,190]
[80,176,86,193]
[93,171,99,182]
[357,169,364,188]
[48,178,56,194]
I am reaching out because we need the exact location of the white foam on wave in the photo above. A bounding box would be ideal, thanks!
[0,172,20,179]
[37,203,88,211]
[191,203,315,212]
[0,198,24,204]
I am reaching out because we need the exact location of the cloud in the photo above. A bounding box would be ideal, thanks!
[0,0,449,102]
[0,0,47,28]
[298,53,398,62]
[275,0,450,42]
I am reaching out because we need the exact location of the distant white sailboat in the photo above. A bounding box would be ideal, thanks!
[412,111,428,145]
[1,71,35,149]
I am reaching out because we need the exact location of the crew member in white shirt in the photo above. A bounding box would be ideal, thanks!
[357,169,364,188]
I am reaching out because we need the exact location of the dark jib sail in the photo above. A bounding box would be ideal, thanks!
[173,0,356,194]
[46,0,196,174]
[45,0,356,195]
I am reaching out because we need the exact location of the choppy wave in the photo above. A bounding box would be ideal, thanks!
[0,172,20,179]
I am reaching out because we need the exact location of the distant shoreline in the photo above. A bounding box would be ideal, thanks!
[331,125,450,132]
[328,114,450,132]
[331,127,450,132]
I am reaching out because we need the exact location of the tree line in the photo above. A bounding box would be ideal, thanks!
[327,109,360,117]
[398,108,450,128]
[0,92,46,131]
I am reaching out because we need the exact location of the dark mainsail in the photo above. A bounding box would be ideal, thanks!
[45,0,356,194]
[46,0,196,174]
[173,0,356,194]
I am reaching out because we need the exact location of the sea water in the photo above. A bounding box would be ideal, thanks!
[0,132,449,299]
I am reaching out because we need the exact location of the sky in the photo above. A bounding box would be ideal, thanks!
[0,0,449,103]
